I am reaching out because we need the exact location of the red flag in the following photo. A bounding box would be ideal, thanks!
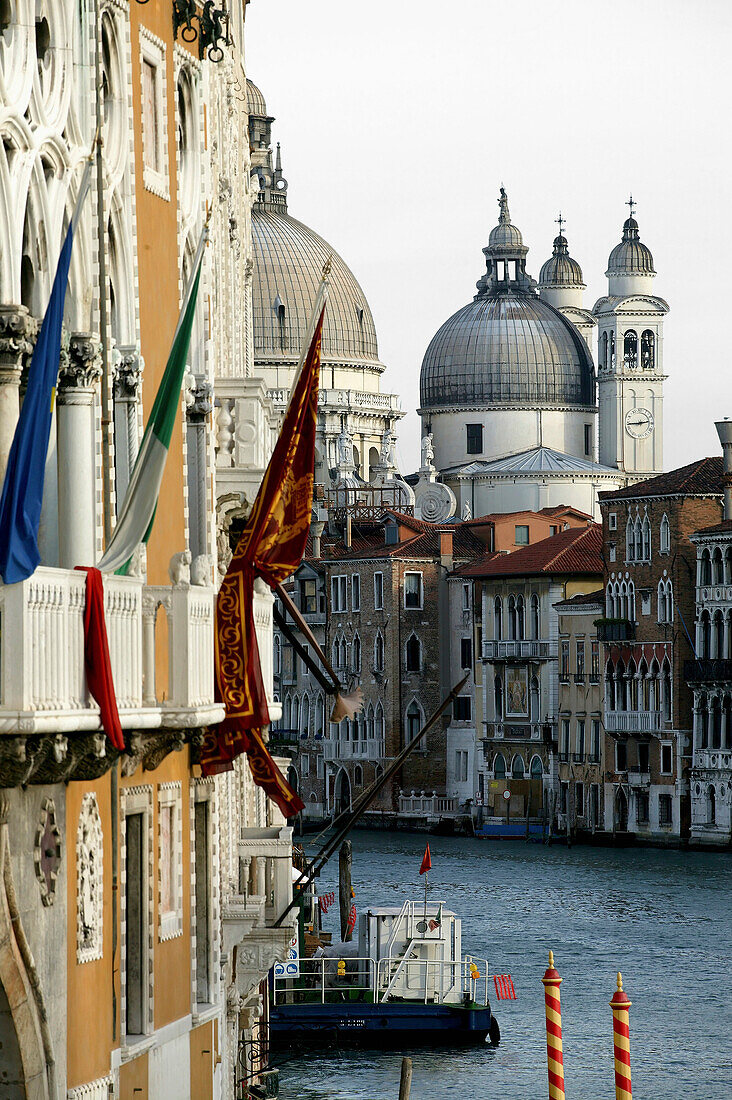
[200,306,326,816]
[75,567,124,751]
[347,902,357,934]
[419,844,432,876]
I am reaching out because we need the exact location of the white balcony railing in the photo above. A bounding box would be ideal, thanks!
[399,794,459,817]
[693,748,732,771]
[604,709,663,733]
[0,566,223,733]
[488,722,544,740]
[323,738,385,761]
[482,639,556,660]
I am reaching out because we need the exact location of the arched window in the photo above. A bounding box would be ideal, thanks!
[530,755,543,778]
[494,753,506,780]
[366,704,374,739]
[605,660,616,711]
[507,596,517,641]
[698,695,709,749]
[516,595,525,640]
[657,579,673,624]
[374,632,385,672]
[352,633,361,673]
[641,515,651,561]
[340,637,348,670]
[406,701,422,744]
[283,694,292,728]
[511,754,525,779]
[609,331,616,369]
[660,514,670,554]
[530,676,540,723]
[627,580,636,622]
[709,785,716,825]
[623,330,638,369]
[725,547,732,585]
[713,611,724,659]
[315,695,325,737]
[375,702,385,743]
[494,596,502,640]
[354,764,363,787]
[713,547,724,586]
[633,517,643,562]
[292,696,300,731]
[700,610,711,659]
[405,634,421,672]
[700,549,712,586]
[662,660,672,722]
[530,594,540,639]
[711,697,722,749]
[302,695,310,736]
[641,330,655,370]
[601,331,608,370]
[494,673,503,719]
[626,518,633,561]
[273,634,281,676]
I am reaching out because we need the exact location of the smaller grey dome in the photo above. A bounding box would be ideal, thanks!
[607,215,655,276]
[246,79,268,118]
[539,233,584,287]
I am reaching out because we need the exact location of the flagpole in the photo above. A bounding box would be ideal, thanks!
[93,0,113,546]
[423,869,428,934]
[282,258,331,419]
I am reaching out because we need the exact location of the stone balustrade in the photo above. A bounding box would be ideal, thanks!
[604,709,663,733]
[323,738,385,761]
[398,793,459,816]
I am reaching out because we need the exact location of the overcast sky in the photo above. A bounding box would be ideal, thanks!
[245,0,732,474]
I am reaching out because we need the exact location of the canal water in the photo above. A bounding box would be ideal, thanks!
[276,830,732,1100]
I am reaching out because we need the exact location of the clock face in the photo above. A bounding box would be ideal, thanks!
[625,408,654,439]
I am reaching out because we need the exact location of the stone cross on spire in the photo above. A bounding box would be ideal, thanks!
[555,212,566,236]
[626,194,636,219]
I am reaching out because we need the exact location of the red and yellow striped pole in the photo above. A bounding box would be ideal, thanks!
[541,950,565,1099]
[610,971,633,1100]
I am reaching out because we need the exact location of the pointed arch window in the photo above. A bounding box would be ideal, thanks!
[315,694,325,737]
[641,330,655,370]
[511,754,526,779]
[374,632,385,672]
[273,634,281,676]
[494,673,503,719]
[302,694,310,736]
[530,755,543,779]
[292,695,300,732]
[626,518,633,561]
[375,702,385,743]
[405,634,421,672]
[530,594,540,640]
[609,331,616,369]
[493,753,506,780]
[352,633,361,673]
[623,330,638,369]
[601,331,608,370]
[406,701,422,745]
[516,595,525,640]
[660,514,670,554]
[641,515,651,561]
[494,596,503,640]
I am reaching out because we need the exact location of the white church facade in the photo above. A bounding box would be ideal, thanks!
[418,190,669,519]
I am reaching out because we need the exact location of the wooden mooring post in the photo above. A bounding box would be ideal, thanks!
[398,1056,412,1100]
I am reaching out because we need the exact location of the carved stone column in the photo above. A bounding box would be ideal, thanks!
[113,345,144,501]
[0,305,34,492]
[186,380,213,561]
[57,334,102,568]
[142,595,158,707]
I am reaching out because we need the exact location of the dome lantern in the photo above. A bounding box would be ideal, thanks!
[605,196,656,294]
[539,214,587,310]
[477,188,535,297]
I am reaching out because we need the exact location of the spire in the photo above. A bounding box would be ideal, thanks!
[275,142,282,172]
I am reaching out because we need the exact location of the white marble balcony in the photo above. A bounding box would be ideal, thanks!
[323,738,385,761]
[604,709,663,733]
[399,793,459,817]
[0,566,223,734]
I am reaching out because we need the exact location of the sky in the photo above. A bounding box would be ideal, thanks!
[245,0,732,474]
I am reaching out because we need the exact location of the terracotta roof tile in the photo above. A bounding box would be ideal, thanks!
[454,524,603,579]
[599,458,723,502]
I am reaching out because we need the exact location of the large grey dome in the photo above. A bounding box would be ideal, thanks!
[606,217,655,276]
[420,190,595,411]
[252,207,383,369]
[420,294,595,409]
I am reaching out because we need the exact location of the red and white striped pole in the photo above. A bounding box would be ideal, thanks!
[610,971,633,1100]
[541,950,565,1100]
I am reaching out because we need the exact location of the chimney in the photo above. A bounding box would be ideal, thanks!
[311,520,325,559]
[716,420,732,521]
[439,529,454,563]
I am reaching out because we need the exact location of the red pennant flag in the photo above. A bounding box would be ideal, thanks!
[200,307,326,816]
[419,844,432,876]
[75,567,124,751]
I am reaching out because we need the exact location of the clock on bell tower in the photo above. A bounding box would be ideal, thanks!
[593,199,669,478]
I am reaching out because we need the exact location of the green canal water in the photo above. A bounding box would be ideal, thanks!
[275,830,732,1100]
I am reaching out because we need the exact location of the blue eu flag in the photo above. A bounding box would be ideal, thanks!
[0,225,74,584]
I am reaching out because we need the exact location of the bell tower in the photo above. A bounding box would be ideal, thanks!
[593,198,669,477]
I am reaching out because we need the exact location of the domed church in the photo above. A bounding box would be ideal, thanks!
[246,81,402,487]
[419,190,669,518]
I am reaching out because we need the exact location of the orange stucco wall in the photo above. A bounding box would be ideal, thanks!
[66,772,117,1089]
[190,1021,215,1099]
[119,1050,149,1100]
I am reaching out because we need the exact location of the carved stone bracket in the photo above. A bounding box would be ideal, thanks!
[0,733,120,786]
[0,305,35,379]
[113,344,145,401]
[186,380,213,423]
[141,730,186,772]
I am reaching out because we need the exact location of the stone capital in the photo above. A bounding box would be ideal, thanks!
[186,380,214,422]
[0,305,35,378]
[58,332,102,394]
[113,344,144,401]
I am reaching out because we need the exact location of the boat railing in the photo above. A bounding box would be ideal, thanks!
[384,899,412,958]
[376,955,490,1008]
[271,956,378,1006]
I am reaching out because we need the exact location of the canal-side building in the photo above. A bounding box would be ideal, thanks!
[598,460,723,843]
[554,590,605,836]
[273,513,484,821]
[686,421,732,847]
[462,525,603,832]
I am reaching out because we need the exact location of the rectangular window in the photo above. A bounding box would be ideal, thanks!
[194,798,212,1005]
[576,640,585,680]
[575,782,585,817]
[453,696,472,721]
[615,741,627,772]
[636,792,650,824]
[142,59,160,173]
[125,811,146,1037]
[351,574,360,611]
[460,637,472,669]
[299,578,317,614]
[317,755,324,779]
[576,719,585,759]
[561,718,570,755]
[659,793,673,826]
[560,782,569,814]
[331,575,348,612]
[584,424,592,456]
[301,754,310,777]
[590,641,600,682]
[466,423,483,454]
[591,718,601,762]
[404,572,423,609]
[560,640,570,681]
[591,783,601,826]
[374,572,384,610]
[608,512,617,531]
[158,785,182,942]
[550,525,558,536]
[455,750,469,783]
[462,583,471,611]
[661,742,673,775]
[514,524,529,545]
[139,30,169,200]
[609,545,617,563]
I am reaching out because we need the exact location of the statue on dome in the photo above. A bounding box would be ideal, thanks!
[421,432,435,469]
[380,427,397,467]
[337,426,353,467]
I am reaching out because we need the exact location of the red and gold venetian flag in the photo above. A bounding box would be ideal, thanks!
[200,301,327,816]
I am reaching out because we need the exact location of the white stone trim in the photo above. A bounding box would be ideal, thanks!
[158,781,184,941]
[139,27,170,201]
[190,777,220,1015]
[76,792,104,964]
[67,1074,113,1100]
